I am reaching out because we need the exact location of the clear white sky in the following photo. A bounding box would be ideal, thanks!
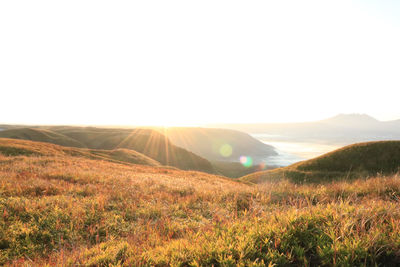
[1,0,400,126]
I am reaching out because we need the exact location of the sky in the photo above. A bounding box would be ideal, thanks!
[1,0,400,126]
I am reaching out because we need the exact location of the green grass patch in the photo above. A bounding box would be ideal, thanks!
[242,141,400,184]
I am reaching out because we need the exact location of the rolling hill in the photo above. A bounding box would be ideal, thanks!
[0,138,161,167]
[242,141,400,184]
[0,127,214,173]
[2,138,400,265]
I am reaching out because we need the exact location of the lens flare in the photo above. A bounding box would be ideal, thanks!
[240,156,253,168]
[219,144,233,157]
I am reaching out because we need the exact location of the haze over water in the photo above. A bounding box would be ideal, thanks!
[252,134,340,166]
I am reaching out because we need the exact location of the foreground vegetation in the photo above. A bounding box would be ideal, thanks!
[1,139,400,265]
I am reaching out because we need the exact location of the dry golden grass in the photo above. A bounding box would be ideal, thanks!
[1,139,400,266]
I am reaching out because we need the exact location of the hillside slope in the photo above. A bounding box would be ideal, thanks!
[162,127,277,163]
[242,141,400,184]
[0,127,214,173]
[0,138,161,167]
[2,139,400,265]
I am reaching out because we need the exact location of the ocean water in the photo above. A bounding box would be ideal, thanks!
[252,134,340,166]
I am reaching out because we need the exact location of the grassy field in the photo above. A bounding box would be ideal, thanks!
[1,139,400,265]
[242,141,400,184]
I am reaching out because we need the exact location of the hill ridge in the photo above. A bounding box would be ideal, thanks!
[241,140,400,184]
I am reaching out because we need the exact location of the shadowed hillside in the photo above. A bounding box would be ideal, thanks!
[0,128,86,148]
[162,127,277,163]
[2,139,400,265]
[212,160,277,178]
[242,141,400,184]
[0,127,214,173]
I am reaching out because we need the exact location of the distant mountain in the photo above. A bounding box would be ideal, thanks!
[241,140,400,184]
[0,126,214,173]
[211,114,400,145]
[322,113,379,127]
[162,127,277,164]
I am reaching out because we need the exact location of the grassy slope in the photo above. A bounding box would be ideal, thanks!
[2,139,400,265]
[0,138,161,167]
[0,127,214,173]
[90,148,161,167]
[242,141,400,184]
